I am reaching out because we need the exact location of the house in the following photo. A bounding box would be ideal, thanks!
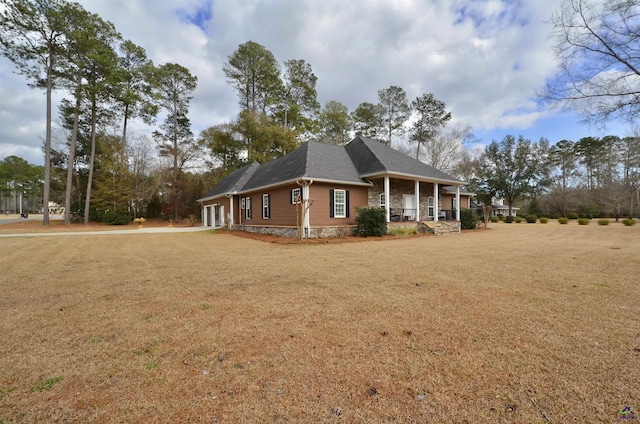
[472,197,520,217]
[198,136,469,238]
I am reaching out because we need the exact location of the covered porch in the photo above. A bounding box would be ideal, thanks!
[369,176,463,223]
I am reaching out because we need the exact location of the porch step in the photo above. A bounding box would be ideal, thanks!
[421,221,460,235]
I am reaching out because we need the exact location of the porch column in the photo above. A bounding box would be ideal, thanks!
[414,179,420,221]
[456,186,461,221]
[434,183,439,221]
[302,181,313,238]
[384,176,390,222]
[202,205,207,227]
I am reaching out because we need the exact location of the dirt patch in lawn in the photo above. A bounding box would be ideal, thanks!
[0,224,638,423]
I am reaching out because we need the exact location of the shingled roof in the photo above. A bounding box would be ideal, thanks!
[199,162,260,200]
[345,136,464,184]
[242,141,366,191]
[199,137,464,201]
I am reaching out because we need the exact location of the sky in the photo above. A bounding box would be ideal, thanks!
[0,0,631,165]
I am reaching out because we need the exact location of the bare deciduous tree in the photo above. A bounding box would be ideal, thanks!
[545,0,640,123]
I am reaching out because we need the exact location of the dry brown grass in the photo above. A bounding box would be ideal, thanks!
[0,223,638,423]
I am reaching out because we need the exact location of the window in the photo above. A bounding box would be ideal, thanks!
[262,194,270,219]
[428,196,434,217]
[241,198,245,209]
[452,198,458,211]
[330,189,348,218]
[291,188,301,204]
[380,193,386,208]
[245,197,252,219]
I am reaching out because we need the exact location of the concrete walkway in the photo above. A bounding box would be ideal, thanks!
[0,215,214,237]
[0,226,213,238]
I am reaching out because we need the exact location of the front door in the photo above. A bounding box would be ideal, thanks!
[213,205,224,227]
[402,194,415,221]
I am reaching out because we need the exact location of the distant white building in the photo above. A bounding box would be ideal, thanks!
[473,197,519,217]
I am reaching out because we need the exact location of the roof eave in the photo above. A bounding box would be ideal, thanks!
[197,192,233,203]
[240,177,372,194]
[360,171,466,186]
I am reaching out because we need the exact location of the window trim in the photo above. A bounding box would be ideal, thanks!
[245,197,252,219]
[262,194,270,219]
[291,188,301,204]
[333,189,347,218]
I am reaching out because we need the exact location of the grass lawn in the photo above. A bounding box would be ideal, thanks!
[0,222,638,423]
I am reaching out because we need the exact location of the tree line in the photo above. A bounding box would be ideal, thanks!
[1,0,201,225]
[0,155,43,213]
[468,134,640,221]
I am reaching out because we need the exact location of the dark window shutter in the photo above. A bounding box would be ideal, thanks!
[345,190,350,218]
[329,189,334,218]
[267,194,271,218]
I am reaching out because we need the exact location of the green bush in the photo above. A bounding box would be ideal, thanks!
[597,219,610,226]
[539,217,549,224]
[355,206,387,237]
[505,215,515,223]
[525,214,537,223]
[622,218,636,226]
[103,209,132,225]
[558,217,569,224]
[577,218,590,225]
[515,216,524,223]
[460,208,478,230]
[568,212,579,220]
[490,217,500,223]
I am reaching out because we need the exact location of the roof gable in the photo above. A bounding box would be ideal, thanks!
[345,136,463,183]
[199,162,260,200]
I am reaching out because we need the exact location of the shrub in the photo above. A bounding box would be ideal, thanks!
[597,219,610,226]
[103,209,131,225]
[568,212,579,220]
[505,215,515,223]
[515,216,524,223]
[539,217,549,224]
[355,206,387,237]
[622,218,636,226]
[577,218,590,225]
[460,208,478,229]
[558,217,569,224]
[525,214,537,223]
[489,217,500,223]
[185,214,199,227]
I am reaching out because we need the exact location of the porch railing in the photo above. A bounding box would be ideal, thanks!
[390,208,417,222]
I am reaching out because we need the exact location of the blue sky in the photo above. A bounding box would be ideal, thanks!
[1,0,634,165]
